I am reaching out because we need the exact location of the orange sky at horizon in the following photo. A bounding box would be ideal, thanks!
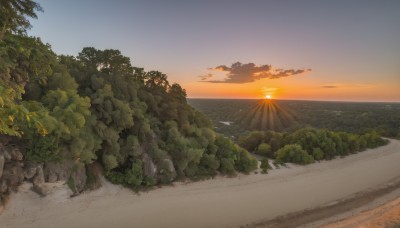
[183,75,400,102]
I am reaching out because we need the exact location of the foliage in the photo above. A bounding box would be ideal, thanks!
[237,127,388,165]
[0,0,43,38]
[260,158,270,173]
[25,133,61,163]
[275,144,314,165]
[0,20,258,190]
[189,99,400,139]
[255,143,272,157]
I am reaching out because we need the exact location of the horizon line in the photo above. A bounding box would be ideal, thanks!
[187,97,400,103]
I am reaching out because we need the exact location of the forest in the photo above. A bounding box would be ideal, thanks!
[0,0,257,201]
[189,99,400,139]
[237,128,387,172]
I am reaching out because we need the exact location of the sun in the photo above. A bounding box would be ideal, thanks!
[265,95,272,99]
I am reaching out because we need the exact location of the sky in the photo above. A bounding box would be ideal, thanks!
[29,0,400,102]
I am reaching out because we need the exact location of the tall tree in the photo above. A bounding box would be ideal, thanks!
[0,0,42,38]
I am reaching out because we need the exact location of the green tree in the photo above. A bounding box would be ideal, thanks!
[275,144,314,165]
[312,148,324,161]
[0,0,43,38]
[238,131,264,152]
[235,146,257,173]
[255,143,272,157]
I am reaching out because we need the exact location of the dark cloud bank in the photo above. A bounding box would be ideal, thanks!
[199,62,311,84]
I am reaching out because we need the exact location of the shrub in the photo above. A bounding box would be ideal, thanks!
[312,148,324,161]
[275,144,314,165]
[260,158,271,173]
[102,154,118,171]
[255,143,272,157]
[235,147,258,173]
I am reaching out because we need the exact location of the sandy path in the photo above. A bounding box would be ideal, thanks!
[1,139,400,228]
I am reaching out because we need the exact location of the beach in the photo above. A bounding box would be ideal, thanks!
[1,139,400,228]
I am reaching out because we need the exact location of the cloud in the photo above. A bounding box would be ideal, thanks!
[321,84,373,89]
[202,62,311,83]
[262,87,280,93]
[322,85,338,88]
[198,74,214,81]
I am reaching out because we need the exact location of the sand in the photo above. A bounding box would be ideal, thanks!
[1,139,400,228]
[322,194,400,227]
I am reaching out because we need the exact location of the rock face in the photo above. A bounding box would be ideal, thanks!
[70,164,87,194]
[44,161,74,183]
[85,162,102,190]
[142,153,157,178]
[0,154,4,179]
[32,165,49,196]
[0,142,26,201]
[160,158,177,182]
[43,161,87,194]
[24,163,40,179]
[163,158,176,174]
[0,139,90,206]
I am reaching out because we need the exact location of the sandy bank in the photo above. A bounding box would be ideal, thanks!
[322,193,400,227]
[1,139,400,228]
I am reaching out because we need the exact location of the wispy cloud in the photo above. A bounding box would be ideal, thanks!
[322,85,338,88]
[262,87,280,93]
[198,74,214,81]
[202,62,311,83]
[321,83,374,89]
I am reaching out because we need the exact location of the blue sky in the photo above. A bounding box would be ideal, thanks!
[29,0,400,101]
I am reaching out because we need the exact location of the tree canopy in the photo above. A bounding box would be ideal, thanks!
[0,0,258,189]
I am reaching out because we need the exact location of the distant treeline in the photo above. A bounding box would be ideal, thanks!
[188,99,400,139]
[238,128,388,169]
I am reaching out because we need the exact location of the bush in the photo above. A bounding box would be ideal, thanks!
[25,134,61,163]
[255,143,272,157]
[235,147,258,173]
[102,154,118,171]
[219,158,235,175]
[260,158,271,173]
[275,144,314,165]
[312,148,324,161]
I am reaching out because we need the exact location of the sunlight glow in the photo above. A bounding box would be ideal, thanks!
[236,99,297,131]
[266,95,272,99]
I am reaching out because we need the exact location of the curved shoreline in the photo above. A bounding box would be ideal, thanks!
[1,139,400,228]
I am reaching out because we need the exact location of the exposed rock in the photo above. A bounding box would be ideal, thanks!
[32,165,48,196]
[0,180,7,193]
[85,162,102,190]
[24,163,40,180]
[163,158,176,173]
[69,164,87,193]
[142,153,157,178]
[1,163,24,190]
[32,183,49,196]
[33,166,45,187]
[0,142,38,202]
[43,161,87,194]
[1,148,11,162]
[44,161,74,182]
[10,147,23,161]
[159,158,177,182]
[0,145,23,162]
[0,154,4,179]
